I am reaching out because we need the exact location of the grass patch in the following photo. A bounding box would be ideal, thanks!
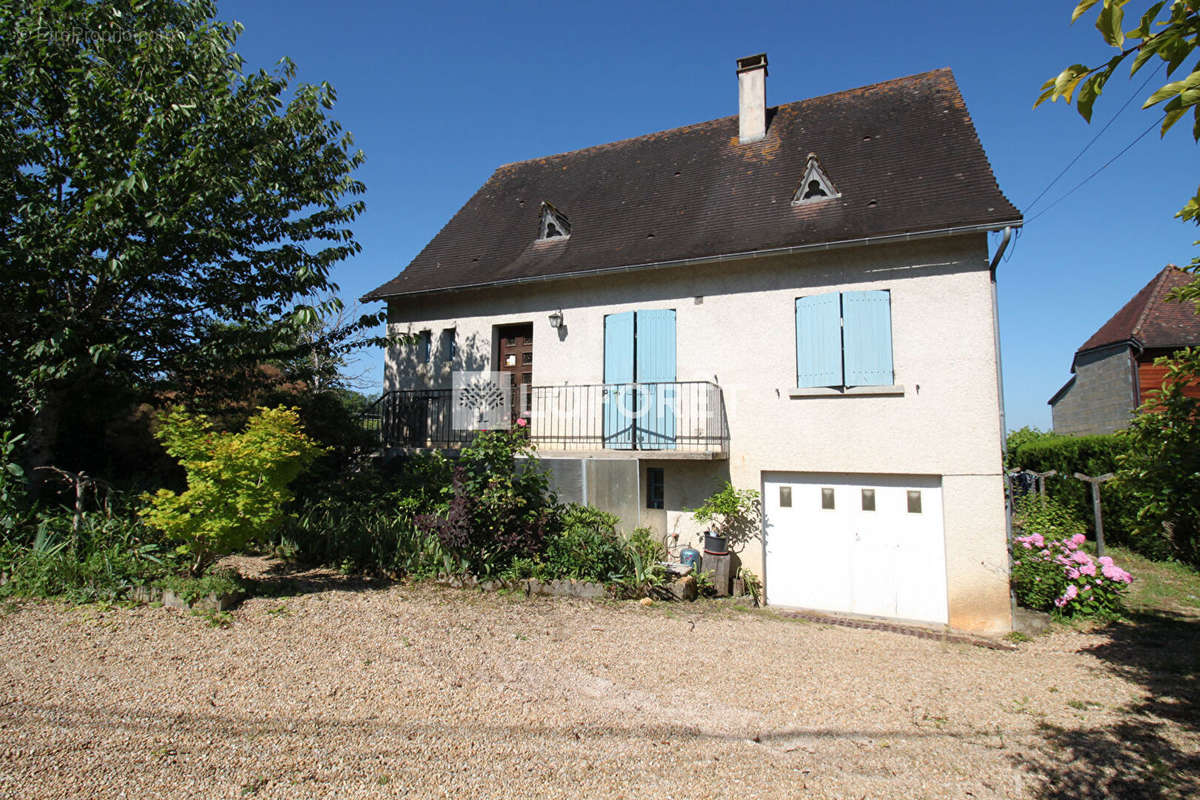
[1106,546,1200,616]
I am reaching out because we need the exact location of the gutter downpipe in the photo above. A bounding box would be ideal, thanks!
[988,226,1016,631]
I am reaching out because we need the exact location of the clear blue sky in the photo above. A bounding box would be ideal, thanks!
[221,0,1198,432]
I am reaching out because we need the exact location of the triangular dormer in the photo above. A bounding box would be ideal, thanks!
[538,202,571,240]
[792,154,839,205]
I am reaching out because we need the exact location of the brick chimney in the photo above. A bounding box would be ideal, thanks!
[737,53,768,144]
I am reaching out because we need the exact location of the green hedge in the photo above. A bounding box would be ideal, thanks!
[1007,432,1147,551]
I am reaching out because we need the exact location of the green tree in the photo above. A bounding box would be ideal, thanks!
[1117,349,1200,565]
[1035,1,1200,300]
[0,0,376,484]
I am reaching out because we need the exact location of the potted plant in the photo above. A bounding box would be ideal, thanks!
[690,483,763,554]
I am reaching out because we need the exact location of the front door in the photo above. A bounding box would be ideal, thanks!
[496,323,533,420]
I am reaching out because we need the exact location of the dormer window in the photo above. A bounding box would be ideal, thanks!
[538,202,571,240]
[792,154,839,205]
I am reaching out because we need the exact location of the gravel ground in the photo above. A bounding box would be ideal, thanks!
[1,561,1197,800]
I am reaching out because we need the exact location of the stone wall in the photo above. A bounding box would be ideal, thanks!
[1051,345,1135,435]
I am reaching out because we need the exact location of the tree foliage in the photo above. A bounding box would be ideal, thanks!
[140,406,325,575]
[0,0,377,477]
[1037,2,1200,292]
[1117,348,1200,565]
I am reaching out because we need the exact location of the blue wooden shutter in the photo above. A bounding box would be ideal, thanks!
[795,294,843,387]
[603,312,635,448]
[635,309,677,449]
[634,309,676,383]
[842,290,893,386]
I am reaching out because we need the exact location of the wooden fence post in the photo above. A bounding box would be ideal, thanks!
[1031,469,1057,498]
[1073,472,1115,558]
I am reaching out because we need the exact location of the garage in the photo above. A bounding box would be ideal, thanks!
[763,473,948,625]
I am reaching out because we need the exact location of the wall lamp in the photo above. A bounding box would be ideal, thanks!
[548,309,564,329]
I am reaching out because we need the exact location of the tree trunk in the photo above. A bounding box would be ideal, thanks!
[25,392,64,500]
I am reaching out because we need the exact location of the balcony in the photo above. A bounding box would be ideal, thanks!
[362,381,729,459]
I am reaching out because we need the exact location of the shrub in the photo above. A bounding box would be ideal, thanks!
[690,482,762,552]
[1011,531,1132,619]
[1118,348,1200,566]
[156,568,245,603]
[0,511,170,603]
[1013,496,1085,540]
[1004,426,1054,470]
[415,431,559,577]
[140,406,326,575]
[1008,431,1141,549]
[539,506,627,583]
[282,502,455,578]
[0,430,26,536]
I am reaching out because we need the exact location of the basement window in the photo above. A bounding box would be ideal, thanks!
[646,468,664,509]
[538,202,571,240]
[792,153,840,205]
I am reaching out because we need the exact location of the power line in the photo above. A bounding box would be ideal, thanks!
[1026,116,1162,225]
[1024,65,1164,215]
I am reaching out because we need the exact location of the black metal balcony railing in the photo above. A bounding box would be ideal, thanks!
[362,381,728,454]
[360,389,473,450]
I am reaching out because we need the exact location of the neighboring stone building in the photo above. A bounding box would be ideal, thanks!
[1050,265,1200,435]
[363,55,1022,634]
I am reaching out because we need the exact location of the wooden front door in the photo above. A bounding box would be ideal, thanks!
[496,323,533,418]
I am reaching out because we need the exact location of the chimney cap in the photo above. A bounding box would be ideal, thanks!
[736,53,768,74]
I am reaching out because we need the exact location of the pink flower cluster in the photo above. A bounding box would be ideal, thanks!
[1014,531,1132,612]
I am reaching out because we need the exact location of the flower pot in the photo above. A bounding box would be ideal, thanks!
[703,533,728,555]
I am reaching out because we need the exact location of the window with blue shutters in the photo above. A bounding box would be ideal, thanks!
[795,290,893,388]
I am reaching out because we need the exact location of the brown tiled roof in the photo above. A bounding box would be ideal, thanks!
[364,68,1020,300]
[1076,266,1200,356]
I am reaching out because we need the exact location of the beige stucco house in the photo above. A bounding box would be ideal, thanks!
[364,55,1022,634]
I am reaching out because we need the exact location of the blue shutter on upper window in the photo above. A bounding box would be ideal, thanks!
[842,290,893,386]
[795,294,843,387]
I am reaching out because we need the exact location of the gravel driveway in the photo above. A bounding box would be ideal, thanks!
[2,563,1197,800]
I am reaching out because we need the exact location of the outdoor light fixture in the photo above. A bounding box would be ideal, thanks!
[548,309,564,329]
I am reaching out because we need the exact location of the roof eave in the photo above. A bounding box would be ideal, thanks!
[1048,374,1076,406]
[361,218,1025,303]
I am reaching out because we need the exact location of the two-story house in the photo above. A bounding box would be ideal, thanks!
[363,54,1022,634]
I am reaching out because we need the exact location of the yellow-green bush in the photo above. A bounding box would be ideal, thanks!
[141,406,325,575]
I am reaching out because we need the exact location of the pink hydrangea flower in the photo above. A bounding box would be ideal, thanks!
[1079,562,1097,577]
[1070,533,1087,547]
[1065,584,1079,600]
[1028,533,1045,548]
[1066,567,1080,580]
[1071,551,1092,565]
[1099,556,1114,567]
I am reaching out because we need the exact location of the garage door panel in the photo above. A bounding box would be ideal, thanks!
[764,474,948,625]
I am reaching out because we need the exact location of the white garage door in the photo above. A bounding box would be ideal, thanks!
[763,473,948,625]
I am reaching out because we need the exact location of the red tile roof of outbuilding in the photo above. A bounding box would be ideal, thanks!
[1077,266,1200,356]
